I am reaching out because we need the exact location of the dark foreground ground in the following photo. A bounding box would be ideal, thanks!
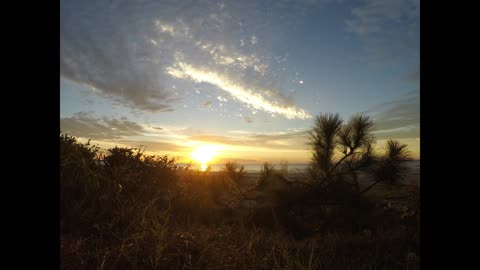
[62,170,419,270]
[61,135,419,269]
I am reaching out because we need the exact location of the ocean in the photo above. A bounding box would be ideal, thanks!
[180,160,420,173]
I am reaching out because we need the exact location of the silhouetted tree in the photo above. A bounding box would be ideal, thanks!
[308,113,411,195]
[303,113,413,232]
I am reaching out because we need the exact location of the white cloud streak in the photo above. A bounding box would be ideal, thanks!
[166,61,312,120]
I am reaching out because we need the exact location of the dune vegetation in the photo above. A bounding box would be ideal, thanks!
[60,113,419,270]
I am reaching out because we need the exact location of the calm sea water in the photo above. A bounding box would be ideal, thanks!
[180,160,420,173]
[206,163,310,173]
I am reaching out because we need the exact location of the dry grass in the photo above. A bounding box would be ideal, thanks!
[61,214,419,270]
[60,133,419,270]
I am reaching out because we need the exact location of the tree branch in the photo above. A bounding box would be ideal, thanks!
[329,148,358,175]
[359,179,381,195]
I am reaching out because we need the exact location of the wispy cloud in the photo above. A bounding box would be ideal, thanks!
[188,130,309,150]
[345,0,419,35]
[117,140,189,153]
[345,0,419,63]
[369,90,419,140]
[166,61,311,119]
[60,112,145,140]
[60,113,194,154]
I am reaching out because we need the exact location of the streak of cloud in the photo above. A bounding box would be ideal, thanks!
[60,112,145,140]
[188,130,309,150]
[369,89,419,140]
[166,62,312,119]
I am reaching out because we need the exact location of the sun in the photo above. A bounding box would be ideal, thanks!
[191,145,218,170]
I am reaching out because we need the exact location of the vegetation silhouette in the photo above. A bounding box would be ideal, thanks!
[60,112,419,270]
[305,113,413,233]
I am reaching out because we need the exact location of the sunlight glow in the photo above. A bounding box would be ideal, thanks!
[192,145,218,166]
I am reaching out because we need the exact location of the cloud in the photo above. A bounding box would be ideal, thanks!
[60,1,181,112]
[61,0,315,118]
[345,0,419,63]
[345,0,419,35]
[60,112,145,140]
[372,124,419,140]
[117,140,189,153]
[188,130,309,150]
[167,61,312,119]
[369,90,419,140]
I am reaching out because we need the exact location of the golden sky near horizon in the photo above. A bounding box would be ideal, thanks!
[72,135,420,166]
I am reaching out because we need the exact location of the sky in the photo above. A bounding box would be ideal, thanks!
[60,0,420,166]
